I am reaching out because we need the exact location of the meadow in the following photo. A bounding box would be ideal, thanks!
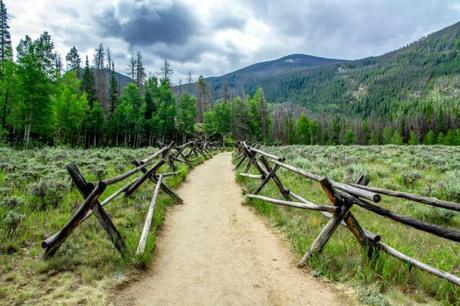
[237,145,460,305]
[0,146,202,305]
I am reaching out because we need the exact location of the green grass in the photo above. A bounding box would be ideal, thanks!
[0,146,207,305]
[236,145,460,305]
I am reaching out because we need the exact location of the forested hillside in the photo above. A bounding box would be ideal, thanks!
[193,22,460,145]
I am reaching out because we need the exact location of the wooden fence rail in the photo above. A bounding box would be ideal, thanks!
[42,139,220,259]
[234,141,460,286]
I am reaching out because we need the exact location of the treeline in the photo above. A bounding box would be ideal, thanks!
[0,1,205,147]
[0,31,199,147]
[0,0,458,148]
[203,93,460,145]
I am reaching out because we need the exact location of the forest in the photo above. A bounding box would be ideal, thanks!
[0,0,459,148]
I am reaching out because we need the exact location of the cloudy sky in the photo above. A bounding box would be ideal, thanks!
[6,0,460,83]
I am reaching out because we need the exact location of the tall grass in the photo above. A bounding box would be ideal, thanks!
[236,145,460,305]
[0,147,204,305]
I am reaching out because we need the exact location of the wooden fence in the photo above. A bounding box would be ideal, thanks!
[41,139,219,259]
[234,141,460,286]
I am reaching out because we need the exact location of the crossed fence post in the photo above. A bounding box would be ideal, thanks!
[42,143,181,259]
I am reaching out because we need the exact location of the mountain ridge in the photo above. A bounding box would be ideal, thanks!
[183,21,460,120]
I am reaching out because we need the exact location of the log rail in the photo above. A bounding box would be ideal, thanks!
[234,141,460,286]
[41,139,220,259]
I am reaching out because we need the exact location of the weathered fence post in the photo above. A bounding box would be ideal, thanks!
[136,176,163,255]
[132,160,183,204]
[42,182,106,259]
[66,164,127,257]
[298,178,352,267]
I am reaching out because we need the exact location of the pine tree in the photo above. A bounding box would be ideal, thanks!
[390,130,404,145]
[176,92,197,142]
[81,56,97,108]
[0,0,12,68]
[109,61,118,114]
[65,46,81,72]
[423,130,436,145]
[444,129,456,145]
[408,130,418,145]
[344,128,355,145]
[437,132,445,145]
[295,113,311,144]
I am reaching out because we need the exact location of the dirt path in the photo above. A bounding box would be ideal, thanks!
[115,152,353,306]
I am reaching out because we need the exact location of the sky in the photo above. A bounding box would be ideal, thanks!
[6,0,460,83]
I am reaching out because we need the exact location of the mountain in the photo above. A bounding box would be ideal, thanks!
[189,22,460,120]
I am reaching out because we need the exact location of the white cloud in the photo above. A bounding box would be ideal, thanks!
[5,0,460,83]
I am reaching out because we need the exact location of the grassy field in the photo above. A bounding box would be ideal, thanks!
[0,146,204,305]
[236,145,460,305]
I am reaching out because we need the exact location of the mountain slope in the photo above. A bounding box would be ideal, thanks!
[199,22,460,119]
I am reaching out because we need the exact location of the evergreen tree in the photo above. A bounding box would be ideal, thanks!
[310,120,320,144]
[65,46,81,72]
[455,129,460,145]
[249,88,271,142]
[423,130,436,145]
[176,92,197,142]
[437,132,445,145]
[408,130,418,145]
[382,127,393,144]
[444,129,456,145]
[0,56,15,129]
[86,102,105,147]
[0,0,12,67]
[157,80,176,143]
[361,121,370,145]
[230,96,250,140]
[344,128,355,145]
[81,56,97,107]
[390,130,404,145]
[109,61,118,114]
[295,113,311,144]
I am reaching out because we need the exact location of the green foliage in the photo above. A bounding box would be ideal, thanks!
[0,146,205,305]
[390,131,403,145]
[176,92,196,140]
[53,70,88,145]
[344,128,355,145]
[16,32,56,146]
[236,145,460,304]
[408,130,418,145]
[295,113,311,144]
[423,130,436,145]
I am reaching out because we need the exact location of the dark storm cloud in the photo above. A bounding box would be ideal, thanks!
[212,15,246,30]
[98,1,199,47]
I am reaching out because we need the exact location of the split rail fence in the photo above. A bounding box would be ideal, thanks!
[41,139,218,259]
[234,141,460,286]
